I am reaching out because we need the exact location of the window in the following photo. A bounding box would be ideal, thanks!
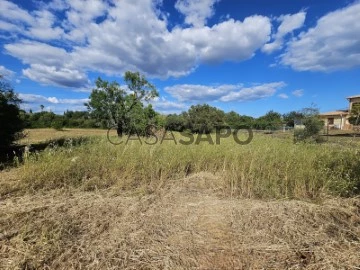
[328,118,334,125]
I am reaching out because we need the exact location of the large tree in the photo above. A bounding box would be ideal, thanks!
[186,104,225,133]
[254,110,282,130]
[85,71,158,135]
[0,75,24,148]
[224,111,254,129]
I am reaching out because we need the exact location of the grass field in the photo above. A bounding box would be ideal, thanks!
[18,128,107,144]
[1,128,360,269]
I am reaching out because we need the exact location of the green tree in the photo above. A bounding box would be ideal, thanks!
[224,111,241,129]
[349,104,360,126]
[283,111,304,127]
[224,111,254,129]
[294,106,324,142]
[85,71,158,135]
[0,75,24,148]
[186,104,225,133]
[165,113,186,132]
[254,110,282,130]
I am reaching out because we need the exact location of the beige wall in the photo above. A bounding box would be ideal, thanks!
[321,115,347,129]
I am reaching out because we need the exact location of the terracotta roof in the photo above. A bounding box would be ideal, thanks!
[320,110,349,116]
[347,95,360,100]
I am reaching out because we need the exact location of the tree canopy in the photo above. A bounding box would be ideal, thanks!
[0,75,24,148]
[85,71,159,134]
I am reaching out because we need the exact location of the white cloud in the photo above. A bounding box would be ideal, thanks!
[262,11,306,54]
[5,40,89,88]
[292,89,304,97]
[0,65,15,78]
[28,10,65,41]
[175,0,219,27]
[278,93,289,99]
[176,16,271,64]
[0,0,272,88]
[150,97,188,114]
[5,40,69,67]
[281,2,360,71]
[0,1,34,25]
[165,84,240,102]
[19,93,89,112]
[276,12,307,37]
[220,82,286,102]
[165,82,286,102]
[0,20,24,32]
[23,64,90,88]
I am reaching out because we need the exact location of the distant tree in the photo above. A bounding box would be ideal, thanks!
[40,104,44,112]
[165,113,187,132]
[52,115,65,130]
[154,114,166,128]
[224,111,241,128]
[283,111,304,127]
[85,71,158,135]
[0,75,24,148]
[224,111,254,129]
[186,104,225,133]
[254,110,282,130]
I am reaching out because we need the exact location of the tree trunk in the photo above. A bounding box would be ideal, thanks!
[117,123,123,137]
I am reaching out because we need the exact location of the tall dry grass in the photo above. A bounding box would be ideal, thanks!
[13,132,360,199]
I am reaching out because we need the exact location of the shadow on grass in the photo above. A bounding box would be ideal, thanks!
[0,137,90,169]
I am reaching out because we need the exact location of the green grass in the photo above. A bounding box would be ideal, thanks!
[13,132,360,199]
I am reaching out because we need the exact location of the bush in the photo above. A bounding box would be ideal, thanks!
[0,77,23,148]
[52,119,64,131]
[294,108,324,143]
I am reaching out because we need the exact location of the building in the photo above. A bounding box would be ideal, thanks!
[320,95,360,130]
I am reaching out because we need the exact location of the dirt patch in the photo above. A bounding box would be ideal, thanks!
[0,173,359,269]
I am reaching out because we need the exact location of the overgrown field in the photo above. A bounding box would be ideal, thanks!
[4,131,360,198]
[18,128,106,144]
[1,130,360,269]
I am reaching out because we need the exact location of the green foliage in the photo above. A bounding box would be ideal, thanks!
[51,116,65,131]
[154,114,166,128]
[165,113,187,132]
[254,110,282,130]
[0,76,24,147]
[63,110,98,128]
[283,111,304,127]
[186,104,225,133]
[85,71,158,134]
[22,110,98,129]
[349,104,360,125]
[294,107,324,143]
[224,111,254,129]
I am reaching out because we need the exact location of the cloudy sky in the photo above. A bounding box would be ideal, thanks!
[0,0,359,116]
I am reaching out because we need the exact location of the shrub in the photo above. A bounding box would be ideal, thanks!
[0,76,24,148]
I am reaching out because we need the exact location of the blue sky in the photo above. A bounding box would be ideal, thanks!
[0,0,359,117]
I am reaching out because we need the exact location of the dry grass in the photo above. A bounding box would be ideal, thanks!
[18,128,106,144]
[1,129,360,268]
[0,173,359,269]
[9,132,360,198]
